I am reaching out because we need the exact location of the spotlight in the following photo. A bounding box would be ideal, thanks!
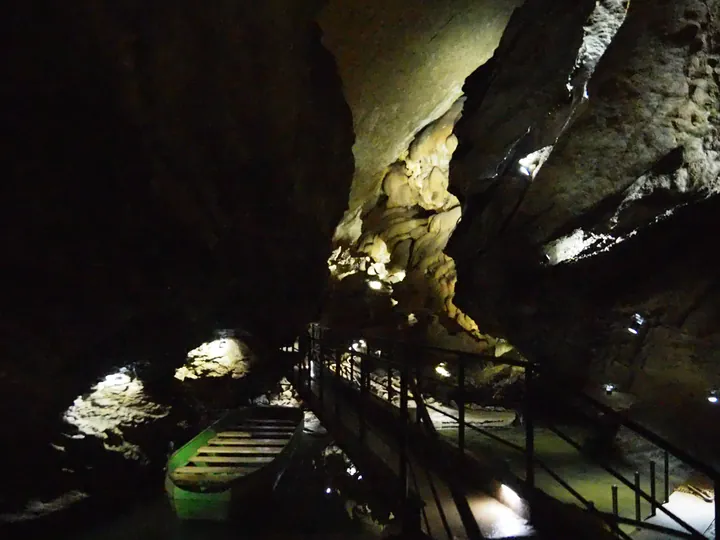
[708,390,719,404]
[325,487,332,494]
[368,280,382,290]
[627,327,638,335]
[604,383,616,395]
[435,363,451,378]
[500,484,522,506]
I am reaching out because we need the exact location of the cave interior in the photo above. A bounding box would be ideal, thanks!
[2,0,720,537]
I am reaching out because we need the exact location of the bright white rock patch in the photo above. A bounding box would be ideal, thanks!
[63,369,170,460]
[174,337,251,381]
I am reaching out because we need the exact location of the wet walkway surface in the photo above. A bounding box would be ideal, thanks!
[302,375,535,539]
[436,423,715,538]
[311,357,716,538]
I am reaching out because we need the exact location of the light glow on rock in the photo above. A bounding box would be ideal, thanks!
[328,239,407,288]
[175,337,250,381]
[63,367,170,460]
[517,146,554,179]
[435,363,451,378]
[544,228,637,265]
[500,484,522,507]
[567,0,629,96]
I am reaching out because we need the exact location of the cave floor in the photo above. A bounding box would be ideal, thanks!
[435,424,713,538]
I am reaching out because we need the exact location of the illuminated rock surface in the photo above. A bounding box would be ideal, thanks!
[320,0,521,212]
[6,0,720,526]
[63,369,170,461]
[174,338,252,382]
[446,0,720,467]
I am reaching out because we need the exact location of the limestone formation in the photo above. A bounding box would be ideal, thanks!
[174,338,252,382]
[320,0,521,214]
[326,98,511,353]
[63,369,170,461]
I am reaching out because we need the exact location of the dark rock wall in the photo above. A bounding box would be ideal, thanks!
[447,0,720,461]
[1,0,352,481]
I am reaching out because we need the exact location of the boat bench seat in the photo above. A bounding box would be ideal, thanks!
[174,466,258,475]
[189,455,275,464]
[208,438,288,446]
[197,445,285,455]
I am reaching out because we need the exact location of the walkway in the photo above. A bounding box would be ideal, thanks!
[296,368,535,539]
[292,333,717,540]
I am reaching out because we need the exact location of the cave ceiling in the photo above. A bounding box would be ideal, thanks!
[319,0,521,215]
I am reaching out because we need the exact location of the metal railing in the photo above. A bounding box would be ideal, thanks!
[294,327,484,539]
[291,325,426,537]
[290,325,718,539]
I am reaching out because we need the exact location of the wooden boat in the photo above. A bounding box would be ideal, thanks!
[165,406,304,521]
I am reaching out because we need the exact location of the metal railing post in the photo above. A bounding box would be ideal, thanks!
[663,450,669,503]
[335,349,341,417]
[715,477,719,536]
[387,366,393,403]
[318,348,324,405]
[414,365,421,425]
[612,484,619,532]
[458,355,466,456]
[399,359,409,501]
[359,353,367,442]
[525,364,535,488]
[304,336,311,394]
[634,470,641,523]
[649,461,656,516]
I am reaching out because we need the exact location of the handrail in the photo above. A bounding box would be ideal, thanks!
[423,402,525,453]
[600,514,698,539]
[407,459,435,539]
[572,389,720,480]
[546,425,705,539]
[299,327,719,540]
[323,329,530,368]
[409,378,485,540]
[328,328,718,478]
[532,458,634,540]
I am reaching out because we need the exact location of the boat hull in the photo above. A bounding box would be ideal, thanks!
[165,406,303,521]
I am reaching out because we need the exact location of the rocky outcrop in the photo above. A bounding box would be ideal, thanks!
[174,337,253,382]
[63,369,171,461]
[446,0,720,464]
[326,101,509,351]
[321,0,521,216]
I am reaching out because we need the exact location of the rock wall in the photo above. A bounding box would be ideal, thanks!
[326,100,513,354]
[1,0,352,503]
[320,0,521,218]
[446,0,720,464]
